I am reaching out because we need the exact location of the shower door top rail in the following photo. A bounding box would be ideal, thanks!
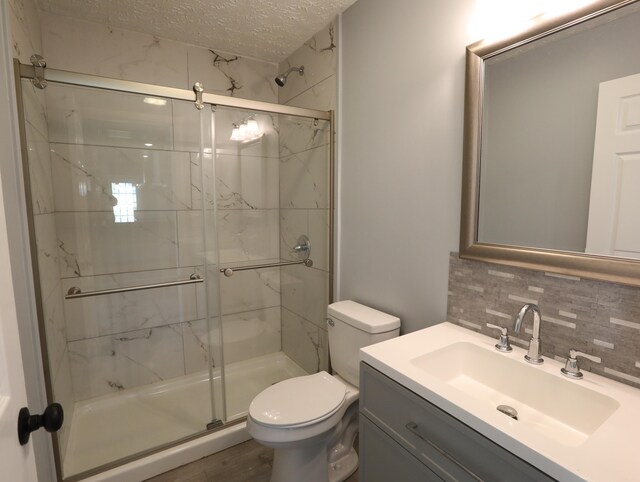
[18,62,332,121]
[65,274,203,299]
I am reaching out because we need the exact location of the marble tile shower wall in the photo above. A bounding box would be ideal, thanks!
[278,21,337,374]
[10,0,75,458]
[447,253,640,388]
[35,13,284,401]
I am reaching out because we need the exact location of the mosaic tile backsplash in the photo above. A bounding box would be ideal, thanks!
[447,253,640,388]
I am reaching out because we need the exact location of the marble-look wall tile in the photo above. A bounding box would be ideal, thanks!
[221,307,281,365]
[181,319,219,373]
[279,115,330,158]
[447,253,640,388]
[56,211,179,278]
[278,22,337,106]
[183,307,281,373]
[21,79,49,141]
[172,99,212,154]
[280,146,329,209]
[51,144,191,212]
[176,210,209,268]
[191,152,279,211]
[34,213,61,301]
[25,125,54,215]
[187,47,277,103]
[41,13,189,89]
[217,209,279,263]
[215,154,279,210]
[280,209,308,262]
[46,83,174,150]
[283,74,337,111]
[308,210,329,273]
[8,0,43,63]
[217,268,280,316]
[282,308,328,374]
[53,348,75,461]
[68,324,185,401]
[281,265,328,329]
[43,283,66,375]
[62,268,198,341]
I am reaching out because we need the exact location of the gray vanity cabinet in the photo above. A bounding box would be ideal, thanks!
[359,362,556,482]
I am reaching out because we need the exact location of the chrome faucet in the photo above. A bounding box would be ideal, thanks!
[513,303,544,365]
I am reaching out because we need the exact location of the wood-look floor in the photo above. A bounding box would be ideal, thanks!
[146,438,359,482]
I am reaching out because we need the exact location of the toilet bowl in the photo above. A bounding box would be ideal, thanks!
[248,372,359,482]
[247,301,400,482]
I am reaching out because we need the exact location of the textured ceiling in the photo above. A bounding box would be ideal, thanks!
[36,0,357,62]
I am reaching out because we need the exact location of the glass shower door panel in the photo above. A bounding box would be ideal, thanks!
[277,114,331,378]
[22,81,220,478]
[214,107,331,420]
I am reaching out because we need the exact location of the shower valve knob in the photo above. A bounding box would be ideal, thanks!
[17,403,64,445]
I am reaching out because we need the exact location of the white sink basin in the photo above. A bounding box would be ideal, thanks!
[360,321,640,482]
[411,342,619,446]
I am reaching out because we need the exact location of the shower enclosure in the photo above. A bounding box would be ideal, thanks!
[15,59,333,480]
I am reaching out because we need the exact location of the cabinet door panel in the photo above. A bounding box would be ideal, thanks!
[360,415,443,482]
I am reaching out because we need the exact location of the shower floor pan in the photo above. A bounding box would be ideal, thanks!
[63,351,307,477]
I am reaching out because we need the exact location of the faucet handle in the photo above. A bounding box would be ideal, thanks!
[486,323,512,353]
[561,349,602,379]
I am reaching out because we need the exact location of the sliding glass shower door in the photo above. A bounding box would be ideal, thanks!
[19,79,225,478]
[18,61,333,479]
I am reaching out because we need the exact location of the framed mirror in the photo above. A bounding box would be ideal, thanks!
[461,0,640,286]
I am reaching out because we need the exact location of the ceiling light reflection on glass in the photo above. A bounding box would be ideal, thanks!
[143,97,167,106]
[230,118,262,143]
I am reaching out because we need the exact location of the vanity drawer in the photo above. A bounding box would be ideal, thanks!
[360,416,443,482]
[360,362,556,482]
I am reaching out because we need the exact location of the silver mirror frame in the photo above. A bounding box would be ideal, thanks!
[460,0,640,286]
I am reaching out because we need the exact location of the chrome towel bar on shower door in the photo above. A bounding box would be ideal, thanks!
[65,274,203,299]
[221,259,313,277]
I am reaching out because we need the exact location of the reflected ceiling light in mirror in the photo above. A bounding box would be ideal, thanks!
[468,0,596,42]
[143,97,167,106]
[144,143,153,147]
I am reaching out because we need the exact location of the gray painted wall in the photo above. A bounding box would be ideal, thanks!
[339,0,476,333]
[479,8,640,252]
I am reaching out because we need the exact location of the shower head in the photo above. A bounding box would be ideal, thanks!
[275,66,304,87]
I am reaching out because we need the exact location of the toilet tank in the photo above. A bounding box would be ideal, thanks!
[327,301,400,387]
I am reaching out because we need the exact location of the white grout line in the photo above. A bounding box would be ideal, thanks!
[559,310,577,319]
[458,319,481,330]
[465,284,484,293]
[544,272,581,281]
[508,294,538,304]
[485,308,511,320]
[541,315,576,329]
[610,317,640,331]
[604,367,640,385]
[593,339,614,350]
[488,269,514,279]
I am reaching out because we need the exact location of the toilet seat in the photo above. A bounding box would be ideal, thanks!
[249,371,346,428]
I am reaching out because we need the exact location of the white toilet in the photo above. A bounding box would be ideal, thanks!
[247,300,400,482]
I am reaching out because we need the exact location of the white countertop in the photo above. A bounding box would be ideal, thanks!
[360,322,640,482]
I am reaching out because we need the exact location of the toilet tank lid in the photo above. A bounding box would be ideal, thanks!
[327,301,400,334]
